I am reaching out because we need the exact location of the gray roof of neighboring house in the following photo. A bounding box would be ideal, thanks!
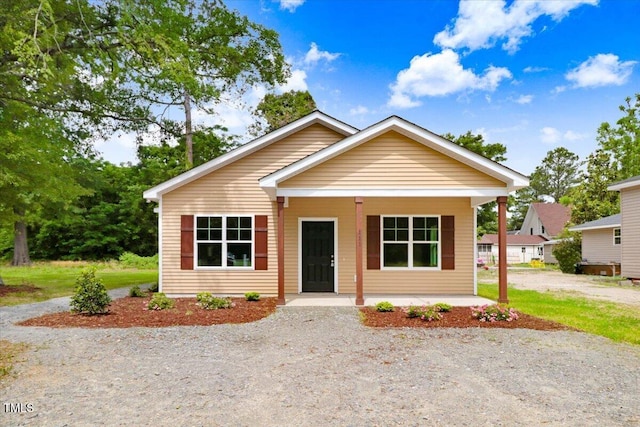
[569,214,621,231]
[608,175,640,191]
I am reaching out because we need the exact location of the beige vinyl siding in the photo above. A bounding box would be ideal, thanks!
[160,124,344,295]
[283,197,475,295]
[280,131,504,189]
[621,186,640,278]
[581,229,621,264]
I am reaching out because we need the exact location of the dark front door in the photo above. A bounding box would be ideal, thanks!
[302,221,335,292]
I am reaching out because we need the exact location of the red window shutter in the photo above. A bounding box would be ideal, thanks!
[441,215,455,270]
[367,215,380,270]
[254,215,268,270]
[180,215,194,270]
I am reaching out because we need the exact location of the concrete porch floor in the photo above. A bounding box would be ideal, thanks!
[284,293,495,307]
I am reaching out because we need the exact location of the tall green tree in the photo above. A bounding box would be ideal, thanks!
[597,93,640,179]
[529,147,581,202]
[250,90,317,136]
[442,131,507,235]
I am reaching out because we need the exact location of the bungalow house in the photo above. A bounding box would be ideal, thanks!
[609,175,640,280]
[520,202,571,263]
[478,234,547,265]
[569,214,621,276]
[143,111,528,304]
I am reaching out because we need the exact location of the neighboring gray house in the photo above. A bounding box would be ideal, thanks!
[569,214,621,275]
[609,176,640,280]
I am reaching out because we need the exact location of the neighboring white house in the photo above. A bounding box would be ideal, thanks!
[609,176,640,280]
[569,214,621,275]
[518,203,571,263]
[478,234,547,265]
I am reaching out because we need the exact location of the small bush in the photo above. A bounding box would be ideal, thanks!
[470,304,518,322]
[196,292,234,310]
[375,301,395,312]
[118,252,159,269]
[552,232,582,274]
[405,305,442,321]
[147,293,174,310]
[244,292,260,301]
[434,302,452,312]
[70,268,112,315]
[148,282,159,293]
[128,285,146,298]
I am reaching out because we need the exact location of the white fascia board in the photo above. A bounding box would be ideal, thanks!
[569,223,620,232]
[608,177,640,191]
[260,116,529,192]
[275,188,509,199]
[143,111,358,201]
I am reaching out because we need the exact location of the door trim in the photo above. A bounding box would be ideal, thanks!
[298,218,338,294]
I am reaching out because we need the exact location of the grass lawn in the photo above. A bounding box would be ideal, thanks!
[0,261,157,306]
[478,283,640,346]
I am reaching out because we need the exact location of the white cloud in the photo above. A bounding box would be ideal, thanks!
[278,69,308,92]
[434,0,598,54]
[304,43,341,67]
[565,53,637,88]
[279,0,305,12]
[349,105,370,115]
[523,66,549,73]
[540,127,587,144]
[540,126,561,144]
[387,49,512,108]
[516,94,533,104]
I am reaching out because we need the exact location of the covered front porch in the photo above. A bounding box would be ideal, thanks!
[284,293,495,307]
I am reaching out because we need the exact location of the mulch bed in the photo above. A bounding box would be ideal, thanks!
[17,296,278,328]
[0,284,42,297]
[360,306,576,330]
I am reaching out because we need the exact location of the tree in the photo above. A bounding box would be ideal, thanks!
[250,90,317,136]
[563,149,619,225]
[443,131,507,235]
[597,93,640,179]
[529,147,581,202]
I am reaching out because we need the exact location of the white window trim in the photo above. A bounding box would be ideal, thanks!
[194,214,255,270]
[380,215,441,270]
[613,227,621,245]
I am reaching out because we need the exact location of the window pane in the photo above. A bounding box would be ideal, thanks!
[197,243,222,266]
[397,217,409,228]
[413,229,426,241]
[414,243,438,267]
[197,217,209,228]
[413,217,425,229]
[383,217,395,228]
[227,216,238,228]
[240,217,252,228]
[227,229,239,241]
[211,217,222,228]
[397,229,409,241]
[427,229,438,241]
[240,230,252,241]
[196,230,208,240]
[227,243,252,267]
[211,230,222,240]
[426,217,438,228]
[383,230,395,241]
[383,243,408,267]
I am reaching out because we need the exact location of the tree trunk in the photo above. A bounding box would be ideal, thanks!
[184,89,193,169]
[12,214,31,266]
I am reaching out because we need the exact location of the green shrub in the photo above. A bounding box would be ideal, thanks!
[128,285,146,297]
[244,292,260,301]
[404,305,442,321]
[148,282,159,293]
[69,268,112,315]
[434,302,452,312]
[118,252,159,269]
[375,301,395,312]
[552,232,582,274]
[147,293,174,310]
[196,292,234,310]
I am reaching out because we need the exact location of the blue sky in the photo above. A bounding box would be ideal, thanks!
[100,0,639,176]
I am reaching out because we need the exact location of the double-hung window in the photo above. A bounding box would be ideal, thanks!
[382,216,439,268]
[613,228,621,245]
[196,215,253,268]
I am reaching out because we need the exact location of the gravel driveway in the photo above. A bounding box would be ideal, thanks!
[1,288,639,426]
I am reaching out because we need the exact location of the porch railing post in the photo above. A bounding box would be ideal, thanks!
[277,196,286,305]
[355,197,364,305]
[497,196,509,304]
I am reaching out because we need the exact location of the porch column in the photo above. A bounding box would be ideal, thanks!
[355,197,364,305]
[497,196,509,304]
[277,196,286,305]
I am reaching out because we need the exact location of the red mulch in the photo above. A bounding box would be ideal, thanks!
[17,296,278,328]
[360,306,576,330]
